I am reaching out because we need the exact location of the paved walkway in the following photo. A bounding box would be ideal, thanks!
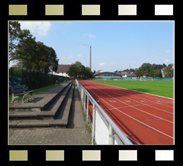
[9,85,92,145]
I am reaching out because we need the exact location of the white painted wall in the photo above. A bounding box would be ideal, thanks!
[95,110,109,144]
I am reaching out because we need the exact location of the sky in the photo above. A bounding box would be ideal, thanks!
[10,21,174,72]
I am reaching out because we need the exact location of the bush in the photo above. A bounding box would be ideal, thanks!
[9,68,65,90]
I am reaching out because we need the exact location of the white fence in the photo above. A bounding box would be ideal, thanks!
[76,80,133,145]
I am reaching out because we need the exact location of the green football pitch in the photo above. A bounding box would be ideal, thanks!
[93,80,173,98]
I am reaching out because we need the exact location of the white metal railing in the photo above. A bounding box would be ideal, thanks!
[76,79,133,145]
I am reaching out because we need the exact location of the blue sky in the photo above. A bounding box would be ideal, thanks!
[14,21,174,72]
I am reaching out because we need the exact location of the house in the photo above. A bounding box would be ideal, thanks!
[52,64,71,77]
[161,68,165,78]
[161,64,174,78]
[116,71,136,78]
[170,64,174,71]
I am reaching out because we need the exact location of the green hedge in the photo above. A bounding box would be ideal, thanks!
[9,68,65,90]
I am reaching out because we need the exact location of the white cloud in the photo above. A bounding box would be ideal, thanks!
[164,59,171,63]
[77,54,82,58]
[62,55,74,60]
[165,50,170,53]
[99,62,106,66]
[19,21,51,38]
[83,33,96,38]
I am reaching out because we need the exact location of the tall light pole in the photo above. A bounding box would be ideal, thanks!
[82,43,92,71]
[90,46,92,71]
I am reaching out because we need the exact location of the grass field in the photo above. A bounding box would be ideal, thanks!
[93,80,173,98]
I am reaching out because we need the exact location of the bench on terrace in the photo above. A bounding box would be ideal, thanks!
[10,84,34,104]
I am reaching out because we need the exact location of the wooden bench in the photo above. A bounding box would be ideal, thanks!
[10,84,34,104]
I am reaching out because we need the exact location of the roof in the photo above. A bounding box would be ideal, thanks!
[94,71,122,77]
[56,64,71,73]
[126,73,136,77]
[115,71,136,77]
[94,69,103,75]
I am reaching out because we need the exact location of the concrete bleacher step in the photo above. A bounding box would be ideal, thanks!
[9,119,68,128]
[9,82,75,128]
[54,82,74,126]
[9,82,72,119]
[9,82,72,113]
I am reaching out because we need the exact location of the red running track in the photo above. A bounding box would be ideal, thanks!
[79,80,174,145]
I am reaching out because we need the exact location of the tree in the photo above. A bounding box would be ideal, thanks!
[9,22,59,74]
[9,22,21,62]
[67,64,77,78]
[12,29,37,71]
[154,69,162,77]
[163,64,173,77]
[75,61,83,77]
[122,68,135,73]
[135,68,142,78]
[139,63,154,77]
[13,36,58,73]
[48,47,59,72]
[85,67,93,78]
[131,63,172,78]
[35,42,58,73]
[67,61,93,79]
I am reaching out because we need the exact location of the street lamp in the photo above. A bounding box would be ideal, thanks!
[82,44,92,71]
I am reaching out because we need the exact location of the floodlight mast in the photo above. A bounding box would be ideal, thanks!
[90,46,92,71]
[82,43,92,71]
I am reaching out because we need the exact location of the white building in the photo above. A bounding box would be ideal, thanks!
[50,64,71,77]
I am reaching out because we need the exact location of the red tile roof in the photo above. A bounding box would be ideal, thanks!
[56,64,71,73]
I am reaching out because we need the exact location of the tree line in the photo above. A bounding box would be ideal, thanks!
[67,61,93,79]
[134,63,173,78]
[9,22,59,73]
[115,63,173,78]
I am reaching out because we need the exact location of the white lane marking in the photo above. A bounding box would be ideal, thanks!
[109,104,142,110]
[146,119,162,121]
[109,100,116,102]
[102,87,173,115]
[86,86,173,140]
[96,82,173,108]
[95,88,173,124]
[109,103,173,115]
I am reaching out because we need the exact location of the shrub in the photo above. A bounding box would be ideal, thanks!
[9,67,65,90]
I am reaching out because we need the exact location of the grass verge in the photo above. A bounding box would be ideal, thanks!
[83,109,92,133]
[9,84,56,103]
[93,80,173,98]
